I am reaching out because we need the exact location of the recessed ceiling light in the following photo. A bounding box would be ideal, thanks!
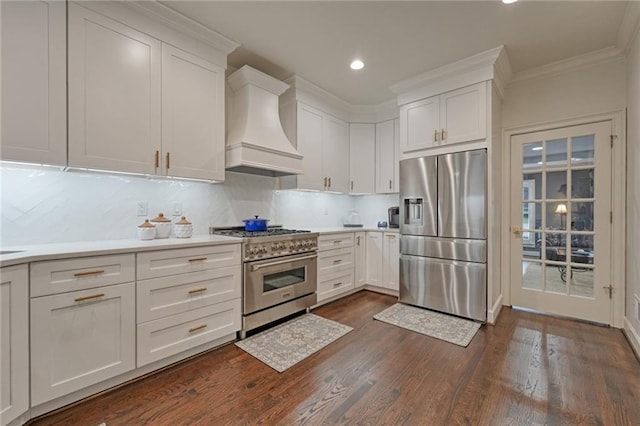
[502,0,518,4]
[350,59,364,70]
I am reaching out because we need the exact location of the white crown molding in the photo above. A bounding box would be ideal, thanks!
[510,46,625,84]
[126,1,240,56]
[227,65,289,96]
[283,75,359,121]
[390,46,511,105]
[617,0,640,56]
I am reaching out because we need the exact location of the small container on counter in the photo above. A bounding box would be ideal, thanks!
[150,213,172,238]
[137,219,156,240]
[174,216,193,238]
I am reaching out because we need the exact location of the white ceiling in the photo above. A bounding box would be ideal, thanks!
[160,1,629,106]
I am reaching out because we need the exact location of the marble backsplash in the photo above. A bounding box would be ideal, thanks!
[1,164,399,246]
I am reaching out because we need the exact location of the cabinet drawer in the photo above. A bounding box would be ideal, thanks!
[137,298,241,367]
[137,265,241,323]
[137,244,241,280]
[30,254,135,297]
[317,269,354,302]
[318,247,353,276]
[318,233,354,251]
[30,282,136,405]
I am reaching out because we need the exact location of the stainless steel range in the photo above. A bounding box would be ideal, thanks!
[210,226,319,338]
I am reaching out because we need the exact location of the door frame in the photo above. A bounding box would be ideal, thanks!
[501,110,626,328]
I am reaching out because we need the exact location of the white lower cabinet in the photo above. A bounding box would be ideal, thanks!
[136,246,242,366]
[317,233,355,302]
[137,298,240,367]
[30,282,136,406]
[354,232,367,288]
[382,232,400,291]
[365,231,399,292]
[1,265,29,426]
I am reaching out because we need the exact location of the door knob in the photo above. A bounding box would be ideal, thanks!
[512,226,523,236]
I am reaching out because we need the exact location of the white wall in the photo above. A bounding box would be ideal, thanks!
[503,58,626,129]
[0,164,398,246]
[625,27,640,354]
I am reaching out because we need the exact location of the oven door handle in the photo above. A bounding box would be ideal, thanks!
[251,254,317,272]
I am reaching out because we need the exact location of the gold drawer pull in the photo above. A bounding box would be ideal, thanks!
[189,324,207,333]
[74,293,105,303]
[74,269,105,277]
[333,240,342,244]
[333,282,343,287]
[188,257,207,263]
[333,259,343,264]
[188,287,207,295]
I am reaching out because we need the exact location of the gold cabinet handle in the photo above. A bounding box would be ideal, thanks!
[188,257,207,262]
[323,177,327,188]
[166,152,170,169]
[333,240,342,244]
[188,324,207,333]
[441,129,446,141]
[351,180,354,191]
[74,293,105,303]
[434,129,439,143]
[389,180,392,190]
[333,259,343,264]
[74,269,105,277]
[328,177,331,188]
[333,282,343,287]
[155,150,159,168]
[356,236,360,246]
[188,288,207,295]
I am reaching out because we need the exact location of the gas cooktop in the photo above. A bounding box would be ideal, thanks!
[209,226,312,239]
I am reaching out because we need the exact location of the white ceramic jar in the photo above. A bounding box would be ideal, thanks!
[150,213,172,239]
[137,219,156,240]
[174,216,193,238]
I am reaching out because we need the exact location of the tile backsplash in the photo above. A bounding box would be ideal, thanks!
[1,165,398,246]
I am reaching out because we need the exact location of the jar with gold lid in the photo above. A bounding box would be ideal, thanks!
[150,213,171,239]
[174,216,193,238]
[137,219,156,240]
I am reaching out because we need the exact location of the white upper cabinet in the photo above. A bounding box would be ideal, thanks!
[402,95,440,153]
[68,3,161,174]
[282,101,349,193]
[67,2,232,180]
[323,114,349,193]
[375,119,398,193]
[440,83,487,145]
[1,0,66,166]
[161,43,225,181]
[400,82,486,154]
[296,103,325,191]
[349,123,375,194]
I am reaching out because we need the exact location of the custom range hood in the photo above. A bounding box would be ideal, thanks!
[225,65,303,177]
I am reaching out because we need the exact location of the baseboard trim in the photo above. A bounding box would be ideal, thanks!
[623,317,640,361]
[487,294,503,325]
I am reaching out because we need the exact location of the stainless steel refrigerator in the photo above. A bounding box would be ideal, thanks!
[399,149,487,322]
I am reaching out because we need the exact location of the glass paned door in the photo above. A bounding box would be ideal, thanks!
[510,121,612,324]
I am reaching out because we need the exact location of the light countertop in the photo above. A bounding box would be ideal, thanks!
[0,227,400,268]
[0,235,240,268]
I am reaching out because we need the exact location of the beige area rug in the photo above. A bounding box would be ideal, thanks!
[374,303,481,347]
[235,314,353,372]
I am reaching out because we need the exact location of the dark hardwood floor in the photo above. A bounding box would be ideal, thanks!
[30,291,640,425]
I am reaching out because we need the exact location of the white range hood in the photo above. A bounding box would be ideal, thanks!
[225,65,303,177]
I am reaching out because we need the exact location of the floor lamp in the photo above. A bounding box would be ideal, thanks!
[555,203,568,229]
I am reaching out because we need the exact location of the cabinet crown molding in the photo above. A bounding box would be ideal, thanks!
[390,45,512,105]
[125,1,240,57]
[227,65,289,96]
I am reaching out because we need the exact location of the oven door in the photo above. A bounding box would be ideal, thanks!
[244,251,318,315]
